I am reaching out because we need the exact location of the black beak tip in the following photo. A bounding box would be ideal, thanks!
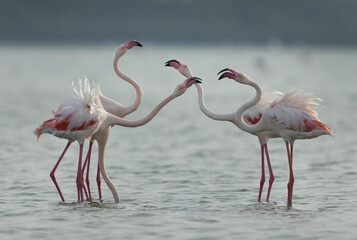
[165,60,174,67]
[194,77,202,83]
[217,68,230,75]
[187,77,202,85]
[135,41,143,47]
[218,75,225,80]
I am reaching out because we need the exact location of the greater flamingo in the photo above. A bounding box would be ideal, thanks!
[34,78,104,202]
[35,76,201,203]
[165,60,281,203]
[81,40,143,202]
[83,75,202,203]
[166,60,334,206]
[218,68,334,206]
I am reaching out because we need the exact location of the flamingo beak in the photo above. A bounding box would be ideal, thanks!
[217,68,235,80]
[123,40,143,49]
[134,41,143,47]
[165,60,181,67]
[187,77,202,85]
[217,68,232,75]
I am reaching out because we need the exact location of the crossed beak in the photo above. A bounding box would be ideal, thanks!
[187,77,202,85]
[217,68,235,80]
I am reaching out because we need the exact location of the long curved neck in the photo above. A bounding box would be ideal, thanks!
[195,83,235,122]
[106,95,175,128]
[234,80,264,133]
[114,50,143,116]
[97,131,120,203]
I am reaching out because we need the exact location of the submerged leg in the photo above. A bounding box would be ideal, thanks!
[96,163,102,200]
[76,144,85,202]
[265,144,275,203]
[258,145,265,202]
[50,141,71,202]
[286,141,295,207]
[98,142,120,203]
[82,141,94,202]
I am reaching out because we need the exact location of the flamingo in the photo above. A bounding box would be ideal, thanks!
[166,60,334,206]
[34,78,104,202]
[83,75,202,203]
[218,68,334,206]
[81,40,143,202]
[35,76,201,203]
[165,60,281,203]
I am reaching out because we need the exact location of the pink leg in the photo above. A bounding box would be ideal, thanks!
[81,141,94,202]
[82,181,89,202]
[258,145,265,202]
[96,163,102,200]
[79,150,89,202]
[50,141,71,202]
[76,144,85,202]
[78,144,90,202]
[264,144,275,202]
[289,144,294,205]
[286,141,295,207]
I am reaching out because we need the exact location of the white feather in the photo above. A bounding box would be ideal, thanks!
[266,90,322,131]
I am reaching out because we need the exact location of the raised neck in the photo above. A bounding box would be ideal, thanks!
[113,48,143,116]
[234,79,265,133]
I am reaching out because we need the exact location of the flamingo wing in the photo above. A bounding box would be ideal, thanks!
[34,78,104,140]
[265,90,328,132]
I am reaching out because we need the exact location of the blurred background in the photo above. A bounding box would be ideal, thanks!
[1,1,357,240]
[1,0,357,46]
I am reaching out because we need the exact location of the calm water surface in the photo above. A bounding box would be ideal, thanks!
[0,44,356,239]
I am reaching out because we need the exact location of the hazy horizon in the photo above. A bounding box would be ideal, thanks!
[2,0,357,46]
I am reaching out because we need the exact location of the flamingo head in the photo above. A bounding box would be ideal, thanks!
[165,59,193,78]
[172,77,202,97]
[123,40,143,49]
[218,68,251,84]
[116,40,142,57]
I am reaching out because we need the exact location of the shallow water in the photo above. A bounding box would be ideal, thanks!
[0,43,356,239]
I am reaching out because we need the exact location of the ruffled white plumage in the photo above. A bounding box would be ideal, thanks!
[34,78,104,141]
[265,90,323,132]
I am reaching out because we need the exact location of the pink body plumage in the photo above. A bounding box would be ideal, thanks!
[34,77,104,202]
[266,90,334,137]
[34,78,103,143]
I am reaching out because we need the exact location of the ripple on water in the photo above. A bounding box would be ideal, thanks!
[1,45,357,240]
